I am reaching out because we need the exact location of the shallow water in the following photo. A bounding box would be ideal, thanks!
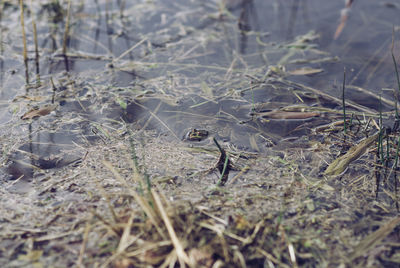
[1,0,399,180]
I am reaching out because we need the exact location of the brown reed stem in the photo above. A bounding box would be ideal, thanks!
[19,0,27,62]
[19,0,29,84]
[62,0,72,55]
[30,0,40,82]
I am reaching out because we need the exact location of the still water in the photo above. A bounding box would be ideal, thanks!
[0,0,399,179]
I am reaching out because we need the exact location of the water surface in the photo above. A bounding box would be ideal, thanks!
[0,0,399,180]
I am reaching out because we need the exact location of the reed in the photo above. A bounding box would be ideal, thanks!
[386,130,390,166]
[62,0,72,55]
[19,0,27,62]
[378,96,384,164]
[394,136,400,168]
[0,2,3,54]
[30,0,40,82]
[33,19,39,74]
[395,136,400,211]
[342,68,347,133]
[391,28,400,120]
[19,0,29,83]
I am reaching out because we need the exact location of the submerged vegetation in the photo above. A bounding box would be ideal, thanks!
[0,0,400,267]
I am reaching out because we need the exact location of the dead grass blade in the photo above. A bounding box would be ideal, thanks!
[21,104,57,120]
[93,174,119,224]
[198,222,230,262]
[102,160,167,240]
[113,37,147,64]
[116,211,137,253]
[325,132,380,176]
[134,100,179,139]
[257,110,320,120]
[281,79,377,114]
[100,212,142,268]
[76,221,92,268]
[288,67,323,76]
[151,189,193,267]
[334,0,353,39]
[348,216,400,262]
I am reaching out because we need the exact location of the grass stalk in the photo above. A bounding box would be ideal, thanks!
[391,27,400,118]
[119,0,126,18]
[152,189,193,267]
[33,19,39,75]
[250,86,256,113]
[19,0,27,62]
[395,136,400,168]
[128,131,144,195]
[342,68,347,134]
[77,221,92,267]
[386,131,390,165]
[29,0,40,84]
[128,129,152,196]
[394,135,400,205]
[102,160,166,240]
[19,0,29,83]
[348,216,400,262]
[50,77,57,104]
[62,0,72,55]
[379,96,385,163]
[0,3,3,54]
[395,138,400,211]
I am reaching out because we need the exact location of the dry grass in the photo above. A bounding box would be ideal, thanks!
[1,1,400,267]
